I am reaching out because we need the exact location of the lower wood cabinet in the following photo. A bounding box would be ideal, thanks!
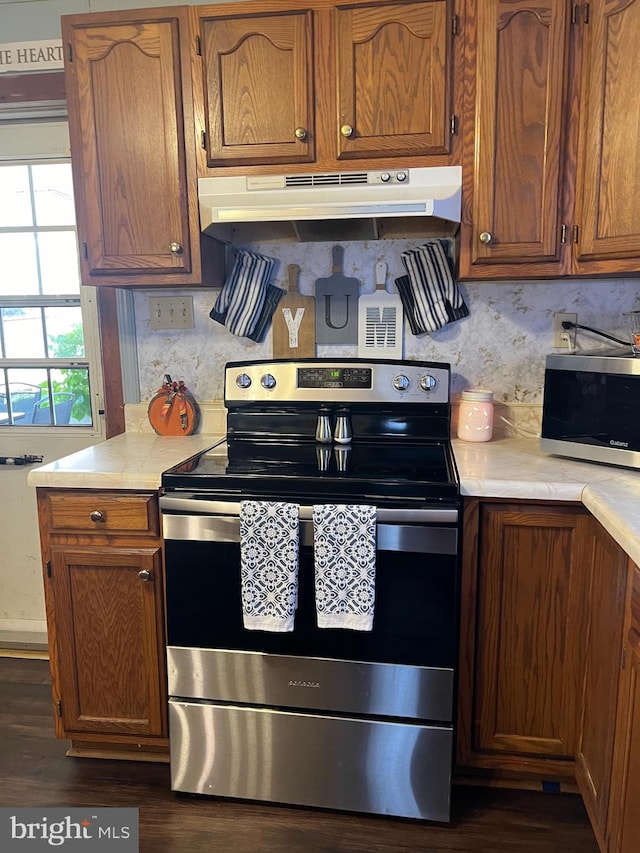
[459,497,640,853]
[599,559,640,853]
[457,499,593,781]
[37,488,168,761]
[574,520,628,850]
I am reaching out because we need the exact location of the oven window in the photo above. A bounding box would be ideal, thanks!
[165,539,459,669]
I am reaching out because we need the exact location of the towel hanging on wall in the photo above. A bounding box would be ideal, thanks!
[313,504,377,631]
[239,501,300,632]
[397,239,469,334]
[210,249,284,342]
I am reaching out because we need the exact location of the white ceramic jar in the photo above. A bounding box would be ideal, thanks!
[457,389,494,442]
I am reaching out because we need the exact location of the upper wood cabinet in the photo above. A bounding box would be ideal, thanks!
[459,1,572,279]
[573,0,640,273]
[62,7,220,287]
[460,0,640,280]
[334,1,451,160]
[194,0,460,174]
[199,8,314,166]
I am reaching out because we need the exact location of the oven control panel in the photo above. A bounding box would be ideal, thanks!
[225,359,450,405]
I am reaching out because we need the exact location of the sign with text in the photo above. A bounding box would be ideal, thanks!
[0,41,64,73]
[0,808,139,851]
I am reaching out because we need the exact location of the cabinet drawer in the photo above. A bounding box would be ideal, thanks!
[45,491,159,536]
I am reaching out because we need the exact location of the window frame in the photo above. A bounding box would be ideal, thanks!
[0,154,104,436]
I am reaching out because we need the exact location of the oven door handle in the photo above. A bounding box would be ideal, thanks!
[159,494,458,524]
[162,513,458,556]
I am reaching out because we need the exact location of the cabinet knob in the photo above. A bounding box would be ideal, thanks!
[340,124,354,138]
[138,569,152,582]
[479,231,493,245]
[294,127,307,140]
[89,510,105,523]
[170,242,183,254]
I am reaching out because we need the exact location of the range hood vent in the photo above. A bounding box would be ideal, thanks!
[284,172,369,187]
[198,166,462,242]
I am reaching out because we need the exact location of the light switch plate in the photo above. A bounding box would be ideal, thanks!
[149,296,194,330]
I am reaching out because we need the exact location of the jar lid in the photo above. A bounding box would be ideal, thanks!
[461,389,493,402]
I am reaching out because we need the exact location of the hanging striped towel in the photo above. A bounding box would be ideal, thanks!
[313,504,377,631]
[240,501,299,632]
[399,239,469,334]
[210,249,276,339]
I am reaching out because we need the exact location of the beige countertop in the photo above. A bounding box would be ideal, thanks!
[26,432,223,491]
[28,433,640,566]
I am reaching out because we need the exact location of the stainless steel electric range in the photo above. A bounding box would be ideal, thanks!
[160,358,461,822]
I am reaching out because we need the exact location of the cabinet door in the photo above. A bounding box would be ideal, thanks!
[335,0,451,159]
[459,1,571,278]
[199,9,314,166]
[473,504,590,765]
[605,563,640,853]
[575,522,628,851]
[49,546,166,738]
[574,0,640,271]
[62,9,202,285]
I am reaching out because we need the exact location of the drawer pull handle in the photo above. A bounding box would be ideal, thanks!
[89,510,105,523]
[479,231,493,244]
[341,124,354,138]
[294,127,307,140]
[139,569,152,582]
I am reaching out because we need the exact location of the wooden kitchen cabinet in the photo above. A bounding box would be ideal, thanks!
[36,488,168,761]
[572,0,640,274]
[62,7,223,287]
[194,0,460,174]
[460,0,640,280]
[607,561,640,853]
[457,499,594,780]
[458,0,573,279]
[574,518,628,851]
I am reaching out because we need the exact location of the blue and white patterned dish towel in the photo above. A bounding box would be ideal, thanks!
[240,501,300,632]
[313,504,377,631]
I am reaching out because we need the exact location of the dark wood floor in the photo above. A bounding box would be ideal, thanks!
[0,657,599,853]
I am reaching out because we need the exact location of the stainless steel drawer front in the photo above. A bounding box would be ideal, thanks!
[162,511,458,555]
[169,699,453,822]
[167,646,454,722]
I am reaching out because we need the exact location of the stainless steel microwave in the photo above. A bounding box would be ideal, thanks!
[541,350,640,469]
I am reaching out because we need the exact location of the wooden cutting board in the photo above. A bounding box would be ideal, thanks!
[272,264,316,359]
[357,262,403,358]
[315,245,360,344]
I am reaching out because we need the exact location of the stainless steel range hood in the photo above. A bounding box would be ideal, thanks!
[198,166,462,242]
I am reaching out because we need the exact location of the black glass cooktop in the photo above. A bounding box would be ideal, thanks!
[162,438,460,505]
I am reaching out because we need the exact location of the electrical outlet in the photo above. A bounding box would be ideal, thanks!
[149,296,194,330]
[553,312,577,348]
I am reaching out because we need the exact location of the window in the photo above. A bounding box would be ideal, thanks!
[0,159,100,429]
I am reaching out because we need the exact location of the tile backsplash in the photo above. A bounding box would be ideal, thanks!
[132,238,640,410]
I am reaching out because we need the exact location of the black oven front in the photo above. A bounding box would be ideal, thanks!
[161,495,460,822]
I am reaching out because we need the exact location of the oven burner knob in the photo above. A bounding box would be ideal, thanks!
[420,374,437,392]
[393,374,410,392]
[260,373,277,390]
[235,373,252,389]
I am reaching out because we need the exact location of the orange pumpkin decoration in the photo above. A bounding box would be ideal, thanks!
[147,375,200,436]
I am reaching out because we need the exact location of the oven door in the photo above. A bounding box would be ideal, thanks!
[162,496,459,721]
